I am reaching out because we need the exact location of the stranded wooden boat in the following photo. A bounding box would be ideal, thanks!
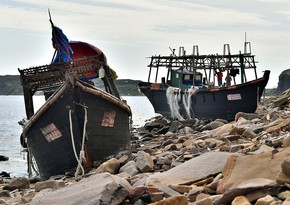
[138,43,270,121]
[19,19,132,179]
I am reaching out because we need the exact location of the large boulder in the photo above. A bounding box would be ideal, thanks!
[276,69,290,94]
[146,151,232,186]
[30,172,131,205]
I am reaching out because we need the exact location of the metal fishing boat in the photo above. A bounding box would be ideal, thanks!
[138,43,270,121]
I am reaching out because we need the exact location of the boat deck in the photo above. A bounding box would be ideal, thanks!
[18,55,105,92]
[18,55,107,119]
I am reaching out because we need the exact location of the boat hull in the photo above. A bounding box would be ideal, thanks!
[139,70,270,121]
[24,81,131,179]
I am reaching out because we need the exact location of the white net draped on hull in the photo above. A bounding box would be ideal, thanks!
[166,86,197,120]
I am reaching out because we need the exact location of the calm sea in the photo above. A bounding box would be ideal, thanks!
[0,95,157,177]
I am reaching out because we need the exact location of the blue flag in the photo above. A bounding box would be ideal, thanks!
[51,26,73,63]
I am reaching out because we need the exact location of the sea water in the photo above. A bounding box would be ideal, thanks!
[0,95,157,177]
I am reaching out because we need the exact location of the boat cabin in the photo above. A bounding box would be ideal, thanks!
[169,68,203,90]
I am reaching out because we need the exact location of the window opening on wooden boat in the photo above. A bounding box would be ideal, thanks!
[40,123,62,142]
[101,111,116,127]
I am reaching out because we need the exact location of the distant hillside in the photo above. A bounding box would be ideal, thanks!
[0,75,143,96]
[0,75,23,95]
[0,75,278,96]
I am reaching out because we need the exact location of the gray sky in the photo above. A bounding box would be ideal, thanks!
[1,0,290,88]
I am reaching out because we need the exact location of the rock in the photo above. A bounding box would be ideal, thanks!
[281,158,290,177]
[156,155,173,166]
[242,128,257,139]
[30,173,131,205]
[119,160,140,177]
[179,126,194,134]
[196,193,211,202]
[168,121,182,133]
[136,151,154,172]
[0,155,9,161]
[232,195,251,205]
[276,71,290,94]
[145,121,165,132]
[0,171,10,178]
[283,134,290,147]
[149,192,164,202]
[131,174,150,187]
[209,121,224,130]
[157,126,170,134]
[265,117,290,133]
[217,148,290,193]
[276,171,290,184]
[204,138,224,149]
[148,195,188,205]
[139,133,154,141]
[248,144,274,155]
[283,198,290,205]
[95,158,120,174]
[195,197,213,205]
[150,182,181,197]
[3,177,29,191]
[229,126,246,135]
[0,190,11,197]
[209,124,234,138]
[28,176,42,183]
[278,191,290,200]
[235,112,259,121]
[164,131,174,138]
[161,139,174,147]
[34,180,65,192]
[187,185,204,202]
[168,184,193,194]
[255,195,275,205]
[128,186,148,201]
[146,151,232,186]
[265,136,285,147]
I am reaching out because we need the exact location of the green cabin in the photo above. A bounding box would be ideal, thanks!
[170,68,203,90]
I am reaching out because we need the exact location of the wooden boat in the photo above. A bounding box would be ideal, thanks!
[19,20,132,179]
[138,43,270,121]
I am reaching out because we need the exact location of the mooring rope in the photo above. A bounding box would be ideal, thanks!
[69,109,84,177]
[69,104,88,178]
[75,103,88,177]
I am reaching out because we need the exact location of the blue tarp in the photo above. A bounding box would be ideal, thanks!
[51,26,73,63]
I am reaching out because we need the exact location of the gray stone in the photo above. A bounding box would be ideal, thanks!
[146,151,232,186]
[119,160,140,177]
[242,128,257,139]
[210,121,225,129]
[281,158,290,177]
[255,195,275,205]
[95,158,120,174]
[30,173,131,205]
[150,183,181,197]
[235,112,259,121]
[3,177,29,191]
[0,190,10,197]
[135,151,154,172]
[34,180,65,192]
[168,121,182,133]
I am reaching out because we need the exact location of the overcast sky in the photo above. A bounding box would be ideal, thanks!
[1,0,290,88]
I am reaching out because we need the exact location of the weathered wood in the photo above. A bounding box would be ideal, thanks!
[18,55,113,119]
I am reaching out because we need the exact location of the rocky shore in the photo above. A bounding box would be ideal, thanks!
[1,89,290,205]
